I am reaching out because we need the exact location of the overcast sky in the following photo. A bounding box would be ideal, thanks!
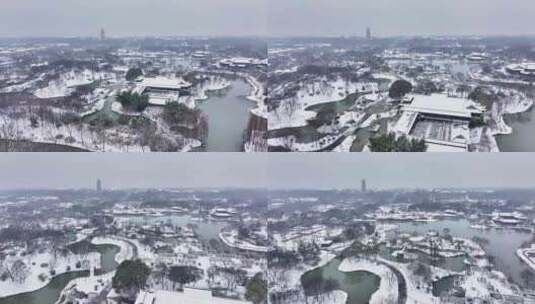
[2,0,534,38]
[0,154,268,190]
[0,153,535,190]
[0,0,267,37]
[268,0,535,37]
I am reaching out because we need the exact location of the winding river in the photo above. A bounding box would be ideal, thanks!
[198,79,256,152]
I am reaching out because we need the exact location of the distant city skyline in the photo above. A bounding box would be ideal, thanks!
[1,154,535,191]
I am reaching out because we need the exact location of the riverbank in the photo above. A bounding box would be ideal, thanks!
[517,245,535,271]
[483,92,533,152]
[245,74,268,119]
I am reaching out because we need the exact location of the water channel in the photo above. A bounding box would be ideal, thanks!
[198,79,256,152]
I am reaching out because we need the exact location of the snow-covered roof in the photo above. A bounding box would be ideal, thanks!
[402,94,483,119]
[220,57,267,66]
[466,52,490,61]
[135,289,251,304]
[492,211,527,220]
[506,62,535,75]
[139,76,191,90]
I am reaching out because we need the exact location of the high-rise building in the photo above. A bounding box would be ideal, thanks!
[96,179,102,192]
[361,179,367,192]
[366,27,372,40]
[100,28,106,41]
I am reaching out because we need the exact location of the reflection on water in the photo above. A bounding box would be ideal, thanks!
[301,258,380,304]
[497,107,535,152]
[198,80,256,152]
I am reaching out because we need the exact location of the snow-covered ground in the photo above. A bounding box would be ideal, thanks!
[273,226,343,250]
[268,109,390,152]
[219,230,269,253]
[79,90,111,117]
[0,248,100,298]
[305,290,347,304]
[268,109,377,152]
[268,133,341,152]
[0,75,45,93]
[127,238,155,266]
[0,92,206,152]
[269,103,317,130]
[462,270,516,299]
[0,110,151,152]
[269,78,377,130]
[34,70,117,99]
[0,62,266,152]
[136,288,252,304]
[377,257,437,304]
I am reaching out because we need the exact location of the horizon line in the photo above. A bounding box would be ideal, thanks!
[2,33,535,40]
[0,186,531,192]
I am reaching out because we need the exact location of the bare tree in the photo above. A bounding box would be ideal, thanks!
[6,260,29,283]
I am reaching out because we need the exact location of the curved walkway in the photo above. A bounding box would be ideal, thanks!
[382,263,407,304]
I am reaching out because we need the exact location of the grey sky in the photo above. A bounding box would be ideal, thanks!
[0,153,269,190]
[3,0,533,38]
[0,153,535,190]
[0,0,267,37]
[267,153,535,190]
[269,0,535,37]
